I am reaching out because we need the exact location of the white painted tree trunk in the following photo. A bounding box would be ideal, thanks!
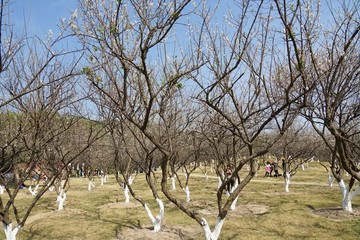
[201,217,225,240]
[29,184,39,195]
[339,179,352,212]
[171,176,176,190]
[182,169,186,177]
[104,174,108,182]
[3,224,21,240]
[124,185,130,203]
[46,180,54,191]
[217,176,222,190]
[230,195,239,211]
[301,164,305,171]
[144,198,165,233]
[284,172,291,193]
[57,189,67,211]
[338,180,360,212]
[0,185,4,194]
[327,173,334,187]
[204,172,208,181]
[124,176,134,203]
[128,176,134,185]
[124,176,135,203]
[183,185,190,202]
[100,175,105,186]
[230,179,239,211]
[88,180,95,191]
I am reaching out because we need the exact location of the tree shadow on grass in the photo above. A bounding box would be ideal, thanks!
[116,222,201,240]
[307,204,360,221]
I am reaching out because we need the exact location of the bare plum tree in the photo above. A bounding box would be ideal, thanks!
[299,0,360,212]
[189,1,315,238]
[72,0,205,234]
[0,2,105,239]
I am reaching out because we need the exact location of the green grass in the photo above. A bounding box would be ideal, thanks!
[1,162,360,239]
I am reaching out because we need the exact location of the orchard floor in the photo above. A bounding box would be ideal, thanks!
[114,202,270,240]
[2,163,360,239]
[22,192,360,240]
[116,207,360,240]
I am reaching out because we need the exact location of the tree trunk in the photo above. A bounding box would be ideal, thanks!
[88,180,95,191]
[183,185,190,202]
[327,173,334,187]
[124,176,134,203]
[339,179,352,212]
[171,176,176,190]
[217,176,222,190]
[144,198,164,233]
[338,179,360,212]
[57,189,66,211]
[28,184,39,195]
[284,172,291,193]
[3,224,20,240]
[104,174,108,183]
[230,179,239,211]
[124,185,130,203]
[201,217,225,240]
[100,175,105,185]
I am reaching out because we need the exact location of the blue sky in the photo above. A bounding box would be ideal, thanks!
[10,0,341,37]
[12,0,78,36]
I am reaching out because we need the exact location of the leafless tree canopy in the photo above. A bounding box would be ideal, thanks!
[0,0,359,239]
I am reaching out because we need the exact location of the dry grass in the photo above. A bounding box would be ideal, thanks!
[1,162,360,239]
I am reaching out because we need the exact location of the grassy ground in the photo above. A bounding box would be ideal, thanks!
[1,162,360,239]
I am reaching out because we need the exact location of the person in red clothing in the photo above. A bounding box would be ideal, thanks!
[265,161,271,177]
